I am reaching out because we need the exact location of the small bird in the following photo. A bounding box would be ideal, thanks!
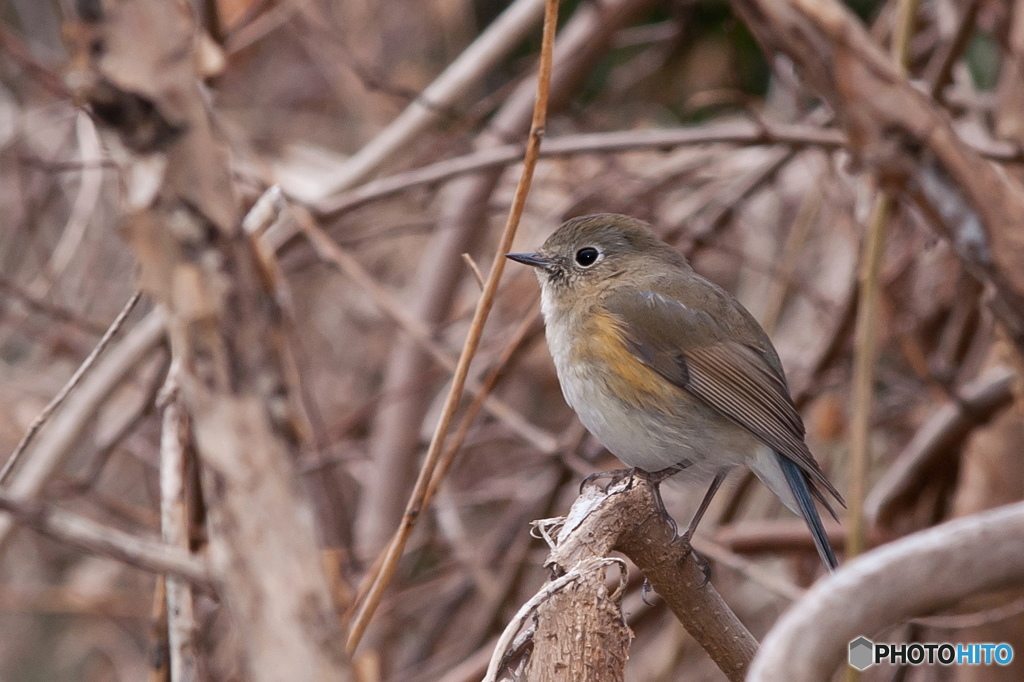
[507,213,843,571]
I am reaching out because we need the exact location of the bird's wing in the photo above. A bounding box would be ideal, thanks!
[604,288,844,506]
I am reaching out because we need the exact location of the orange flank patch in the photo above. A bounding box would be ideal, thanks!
[575,311,680,410]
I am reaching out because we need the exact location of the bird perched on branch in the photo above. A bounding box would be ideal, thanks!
[507,213,843,571]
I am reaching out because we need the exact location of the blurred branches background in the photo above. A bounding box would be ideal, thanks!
[1,0,1023,679]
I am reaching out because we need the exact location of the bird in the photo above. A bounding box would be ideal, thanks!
[506,213,843,571]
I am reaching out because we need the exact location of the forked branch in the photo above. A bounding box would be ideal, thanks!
[489,477,758,681]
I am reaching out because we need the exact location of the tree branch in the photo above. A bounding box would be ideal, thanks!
[346,0,560,653]
[727,0,1024,354]
[865,366,1017,529]
[749,503,1024,681]
[66,0,351,677]
[0,491,211,589]
[492,477,759,681]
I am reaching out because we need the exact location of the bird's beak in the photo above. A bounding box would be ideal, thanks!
[505,252,553,270]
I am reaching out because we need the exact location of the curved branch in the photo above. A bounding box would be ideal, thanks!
[749,503,1024,681]
[535,477,759,681]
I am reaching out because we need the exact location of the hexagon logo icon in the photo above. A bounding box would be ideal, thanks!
[849,637,874,671]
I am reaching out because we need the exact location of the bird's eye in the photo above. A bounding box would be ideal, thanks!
[575,247,600,267]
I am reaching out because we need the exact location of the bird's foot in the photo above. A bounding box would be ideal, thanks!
[634,464,685,486]
[675,530,711,588]
[641,578,658,606]
[579,467,637,494]
[630,467,684,531]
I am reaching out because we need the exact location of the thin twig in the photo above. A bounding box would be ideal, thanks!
[846,194,890,559]
[284,0,548,203]
[461,253,486,290]
[0,292,142,486]
[311,121,1024,217]
[424,299,541,507]
[314,122,849,215]
[159,368,203,680]
[0,491,212,588]
[293,207,557,454]
[344,0,560,653]
[847,0,919,561]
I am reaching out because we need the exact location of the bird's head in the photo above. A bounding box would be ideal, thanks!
[506,213,688,308]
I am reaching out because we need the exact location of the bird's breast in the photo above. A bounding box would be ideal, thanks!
[543,304,759,474]
[571,311,680,409]
[543,304,681,454]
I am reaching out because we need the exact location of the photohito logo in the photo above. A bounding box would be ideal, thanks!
[849,637,1014,670]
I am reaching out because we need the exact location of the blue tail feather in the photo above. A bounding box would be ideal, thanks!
[777,454,838,571]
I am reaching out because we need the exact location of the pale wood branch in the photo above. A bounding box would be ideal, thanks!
[749,503,1024,681]
[346,0,560,653]
[0,491,211,588]
[66,0,351,678]
[492,478,758,681]
[159,373,204,681]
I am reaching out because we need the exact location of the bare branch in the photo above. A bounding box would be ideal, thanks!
[0,491,211,588]
[314,122,849,215]
[0,292,141,485]
[866,366,1017,528]
[498,477,759,681]
[346,0,561,653]
[280,0,548,203]
[749,503,1024,681]
[159,372,204,681]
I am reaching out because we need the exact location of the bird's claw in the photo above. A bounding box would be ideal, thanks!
[640,578,658,606]
[579,467,637,494]
[693,553,712,588]
[634,464,684,486]
[674,531,711,588]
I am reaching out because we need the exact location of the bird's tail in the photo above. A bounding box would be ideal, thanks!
[777,454,838,571]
